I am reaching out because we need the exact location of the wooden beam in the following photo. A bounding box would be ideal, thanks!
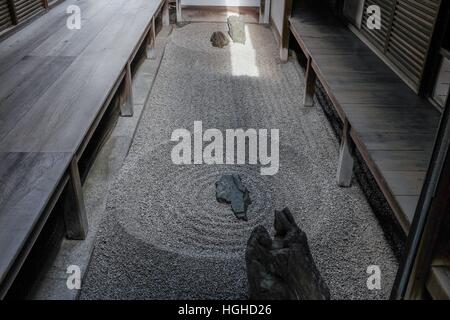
[147,18,156,60]
[6,0,18,25]
[259,0,271,24]
[64,157,88,240]
[337,119,354,187]
[280,0,293,62]
[176,0,182,23]
[119,62,134,117]
[303,56,316,107]
[162,0,170,26]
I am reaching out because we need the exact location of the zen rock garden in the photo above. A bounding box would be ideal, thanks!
[215,174,329,299]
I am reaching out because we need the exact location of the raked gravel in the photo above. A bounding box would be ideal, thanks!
[80,23,398,300]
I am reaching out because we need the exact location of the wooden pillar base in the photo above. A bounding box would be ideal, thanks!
[259,0,271,24]
[280,47,289,63]
[64,157,88,240]
[176,0,182,23]
[162,0,170,26]
[337,120,354,187]
[147,44,156,60]
[119,62,133,117]
[303,57,317,107]
[146,18,156,60]
[280,0,292,63]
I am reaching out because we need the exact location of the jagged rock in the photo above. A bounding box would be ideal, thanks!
[246,208,331,300]
[216,174,251,221]
[210,31,229,48]
[227,15,246,44]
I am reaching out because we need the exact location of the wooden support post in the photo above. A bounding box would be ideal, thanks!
[280,0,293,62]
[147,18,156,60]
[162,0,170,26]
[337,120,354,187]
[303,57,317,107]
[7,0,18,25]
[42,0,49,10]
[119,62,134,117]
[176,0,182,23]
[259,0,271,24]
[64,157,88,240]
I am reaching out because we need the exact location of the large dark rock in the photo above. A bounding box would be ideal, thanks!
[227,16,246,44]
[216,174,251,221]
[246,208,331,300]
[210,31,229,48]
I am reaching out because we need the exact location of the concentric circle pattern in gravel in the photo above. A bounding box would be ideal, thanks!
[80,23,398,300]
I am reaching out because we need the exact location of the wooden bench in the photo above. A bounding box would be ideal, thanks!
[286,5,441,234]
[0,0,169,298]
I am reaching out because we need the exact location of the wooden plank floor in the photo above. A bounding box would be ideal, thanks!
[0,152,71,289]
[0,0,163,153]
[0,0,164,294]
[289,7,441,232]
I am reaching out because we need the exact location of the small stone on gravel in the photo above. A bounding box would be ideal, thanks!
[216,174,251,221]
[210,31,230,48]
[227,16,246,44]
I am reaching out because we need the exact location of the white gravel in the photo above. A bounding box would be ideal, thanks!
[80,23,398,300]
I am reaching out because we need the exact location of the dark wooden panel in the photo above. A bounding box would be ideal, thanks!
[314,52,401,74]
[329,79,414,92]
[300,36,372,56]
[345,106,440,133]
[396,195,419,226]
[383,171,426,196]
[324,71,402,86]
[291,22,348,38]
[334,90,430,106]
[0,152,71,286]
[370,150,431,172]
[358,131,435,151]
[290,6,343,27]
